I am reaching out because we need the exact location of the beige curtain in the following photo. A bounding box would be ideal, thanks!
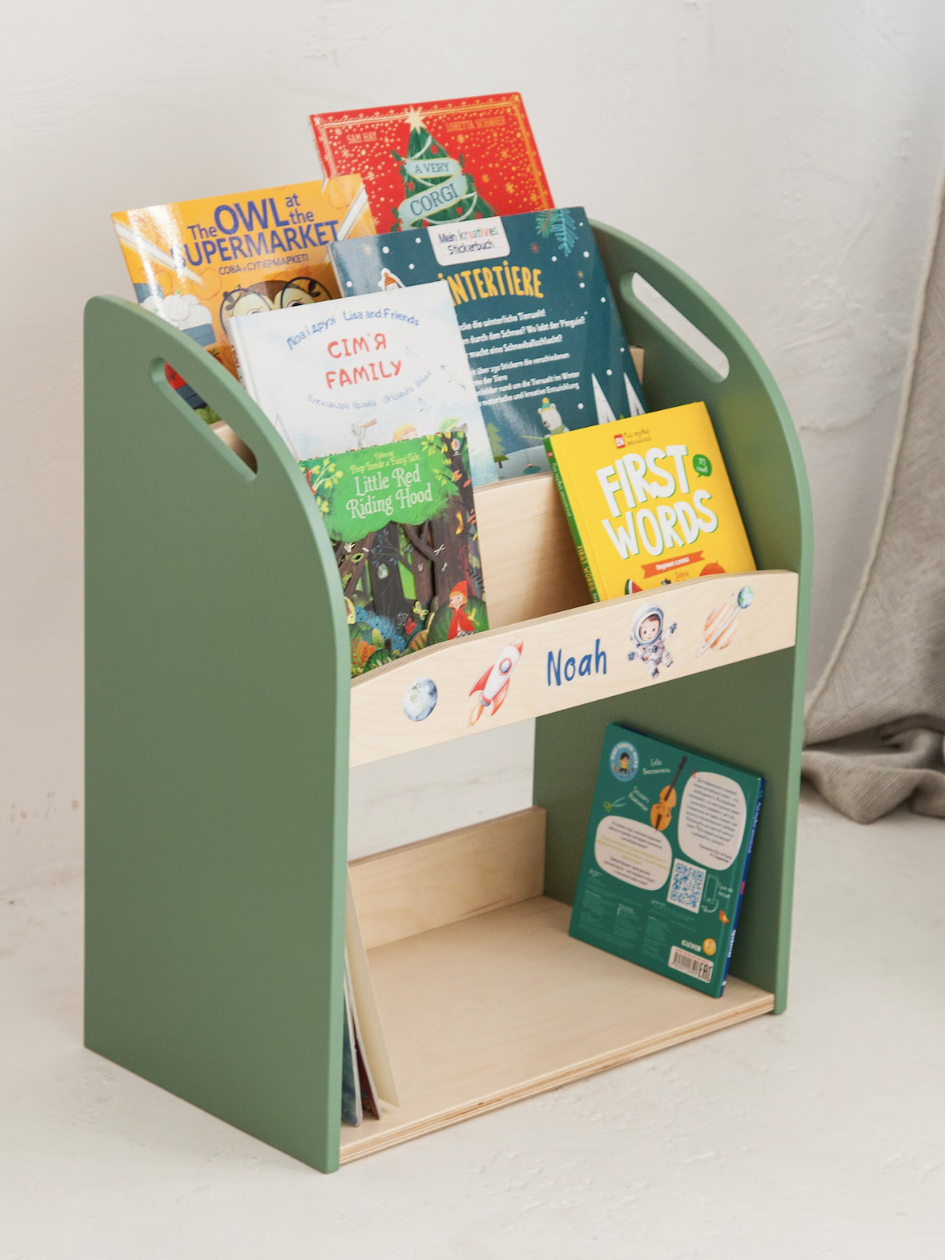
[803,176,945,823]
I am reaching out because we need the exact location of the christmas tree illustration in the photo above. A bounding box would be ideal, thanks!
[391,107,495,231]
[536,208,578,256]
[486,421,508,468]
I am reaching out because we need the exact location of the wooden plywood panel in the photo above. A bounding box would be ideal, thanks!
[340,897,773,1162]
[346,874,399,1105]
[475,473,590,628]
[350,570,798,767]
[348,807,545,951]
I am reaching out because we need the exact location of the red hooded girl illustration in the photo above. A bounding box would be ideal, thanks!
[447,581,475,639]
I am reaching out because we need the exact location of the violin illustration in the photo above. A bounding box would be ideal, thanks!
[649,756,687,832]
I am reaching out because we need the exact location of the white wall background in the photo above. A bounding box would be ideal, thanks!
[3,0,945,889]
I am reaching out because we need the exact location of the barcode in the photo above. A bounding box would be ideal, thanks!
[668,945,714,984]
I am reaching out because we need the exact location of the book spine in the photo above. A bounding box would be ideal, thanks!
[719,780,765,994]
[545,441,600,603]
[226,321,252,394]
[326,241,346,294]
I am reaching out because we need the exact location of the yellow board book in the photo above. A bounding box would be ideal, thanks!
[544,402,756,600]
[112,177,375,389]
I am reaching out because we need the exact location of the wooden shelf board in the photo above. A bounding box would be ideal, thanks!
[349,807,546,951]
[350,569,797,767]
[474,473,590,627]
[339,896,773,1163]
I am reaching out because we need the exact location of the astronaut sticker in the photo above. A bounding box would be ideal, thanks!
[627,604,676,680]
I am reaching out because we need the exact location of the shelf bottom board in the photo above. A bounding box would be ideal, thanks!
[340,896,773,1162]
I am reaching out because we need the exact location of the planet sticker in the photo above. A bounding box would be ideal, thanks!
[403,677,437,722]
[699,602,740,654]
[696,587,755,657]
[692,454,712,477]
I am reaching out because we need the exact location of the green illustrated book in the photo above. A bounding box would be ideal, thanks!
[302,429,487,677]
[569,724,764,998]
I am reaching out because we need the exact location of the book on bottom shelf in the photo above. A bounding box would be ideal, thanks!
[341,965,362,1127]
[342,873,399,1127]
[570,724,764,999]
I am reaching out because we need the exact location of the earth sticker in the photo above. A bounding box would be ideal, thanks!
[403,677,438,722]
[609,740,639,782]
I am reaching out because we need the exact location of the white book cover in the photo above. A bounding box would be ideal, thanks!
[228,280,497,485]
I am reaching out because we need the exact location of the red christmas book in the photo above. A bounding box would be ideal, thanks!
[310,93,554,233]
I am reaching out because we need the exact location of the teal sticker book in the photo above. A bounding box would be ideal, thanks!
[569,724,764,998]
[329,208,646,478]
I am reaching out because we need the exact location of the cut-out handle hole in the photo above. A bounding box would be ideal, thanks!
[210,420,258,472]
[630,274,730,381]
[157,360,258,474]
[163,361,219,423]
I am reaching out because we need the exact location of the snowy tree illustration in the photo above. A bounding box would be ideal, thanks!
[535,208,579,257]
[486,421,508,468]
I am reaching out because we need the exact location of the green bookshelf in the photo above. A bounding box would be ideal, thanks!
[84,224,812,1172]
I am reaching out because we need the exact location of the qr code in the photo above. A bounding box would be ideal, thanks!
[667,859,706,913]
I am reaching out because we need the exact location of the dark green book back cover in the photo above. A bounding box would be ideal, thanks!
[329,207,646,478]
[570,724,764,998]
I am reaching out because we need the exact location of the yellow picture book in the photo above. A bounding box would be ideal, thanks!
[112,177,375,384]
[544,402,756,600]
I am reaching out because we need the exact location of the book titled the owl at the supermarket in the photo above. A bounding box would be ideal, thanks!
[570,724,764,998]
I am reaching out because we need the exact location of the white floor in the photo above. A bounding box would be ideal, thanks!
[2,786,944,1259]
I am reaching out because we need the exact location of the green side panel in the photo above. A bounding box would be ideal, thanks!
[84,297,349,1171]
[536,227,813,1014]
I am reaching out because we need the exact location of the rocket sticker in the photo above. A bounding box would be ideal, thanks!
[468,639,524,726]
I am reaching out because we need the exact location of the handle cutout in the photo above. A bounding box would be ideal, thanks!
[209,420,258,472]
[153,359,258,476]
[630,274,730,382]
